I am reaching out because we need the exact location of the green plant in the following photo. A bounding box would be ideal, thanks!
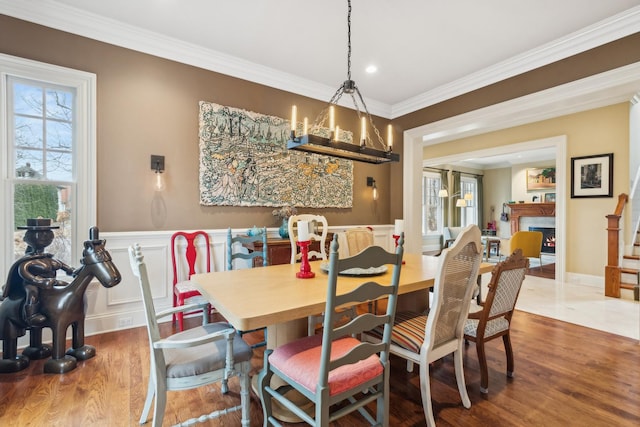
[14,183,59,229]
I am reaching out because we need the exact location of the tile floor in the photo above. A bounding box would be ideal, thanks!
[493,272,640,340]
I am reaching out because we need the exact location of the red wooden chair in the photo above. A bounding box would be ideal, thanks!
[171,231,213,331]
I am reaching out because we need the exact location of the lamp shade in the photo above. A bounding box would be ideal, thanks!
[456,199,467,207]
[438,189,449,198]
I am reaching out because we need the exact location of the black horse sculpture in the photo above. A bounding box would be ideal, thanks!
[0,226,121,373]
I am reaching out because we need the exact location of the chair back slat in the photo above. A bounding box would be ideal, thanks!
[334,280,389,307]
[333,312,390,339]
[171,231,211,284]
[226,228,268,270]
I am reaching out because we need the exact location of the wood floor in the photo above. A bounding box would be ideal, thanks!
[1,311,638,426]
[525,263,555,279]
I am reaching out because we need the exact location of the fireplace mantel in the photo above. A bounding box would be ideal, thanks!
[507,202,556,234]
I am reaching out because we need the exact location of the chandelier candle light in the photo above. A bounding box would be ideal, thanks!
[296,220,315,279]
[287,0,399,164]
[393,219,406,264]
[393,219,404,247]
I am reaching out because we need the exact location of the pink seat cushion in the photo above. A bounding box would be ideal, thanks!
[269,334,382,396]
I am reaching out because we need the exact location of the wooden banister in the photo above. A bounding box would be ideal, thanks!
[604,193,629,297]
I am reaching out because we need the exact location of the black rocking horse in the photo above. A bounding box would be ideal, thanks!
[1,221,121,374]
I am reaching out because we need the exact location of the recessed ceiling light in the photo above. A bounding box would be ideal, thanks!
[365,65,378,74]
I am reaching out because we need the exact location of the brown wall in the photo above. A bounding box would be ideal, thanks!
[2,15,639,232]
[0,15,394,232]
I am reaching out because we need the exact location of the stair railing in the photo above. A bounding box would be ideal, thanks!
[605,193,628,297]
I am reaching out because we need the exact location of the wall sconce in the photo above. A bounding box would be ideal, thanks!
[151,155,166,192]
[366,176,378,201]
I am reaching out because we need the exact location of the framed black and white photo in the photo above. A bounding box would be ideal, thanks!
[571,153,613,198]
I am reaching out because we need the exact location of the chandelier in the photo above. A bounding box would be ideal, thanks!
[287,0,399,164]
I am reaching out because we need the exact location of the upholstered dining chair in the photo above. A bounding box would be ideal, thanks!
[258,234,404,427]
[343,226,374,256]
[129,244,252,427]
[364,224,482,426]
[288,214,329,263]
[171,230,214,331]
[509,230,543,269]
[227,227,268,348]
[464,249,528,393]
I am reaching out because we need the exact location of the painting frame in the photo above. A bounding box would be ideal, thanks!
[570,153,613,198]
[526,167,556,191]
[544,193,556,203]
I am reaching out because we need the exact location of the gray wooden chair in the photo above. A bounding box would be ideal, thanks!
[227,227,268,348]
[129,244,252,427]
[464,249,528,393]
[258,234,404,426]
[365,224,482,426]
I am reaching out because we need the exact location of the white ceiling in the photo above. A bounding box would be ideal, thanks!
[448,147,558,170]
[2,1,640,169]
[2,0,640,120]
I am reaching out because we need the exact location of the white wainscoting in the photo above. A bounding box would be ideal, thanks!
[17,224,396,347]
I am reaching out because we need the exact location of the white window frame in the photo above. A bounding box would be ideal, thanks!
[0,53,96,275]
[422,171,444,236]
[459,176,478,227]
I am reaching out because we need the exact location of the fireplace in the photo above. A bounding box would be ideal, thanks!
[529,227,555,254]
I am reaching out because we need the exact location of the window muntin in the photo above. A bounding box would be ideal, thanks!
[9,77,76,265]
[459,177,477,227]
[1,54,95,275]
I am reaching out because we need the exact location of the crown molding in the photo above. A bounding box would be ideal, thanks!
[391,6,640,118]
[413,61,640,146]
[1,1,638,119]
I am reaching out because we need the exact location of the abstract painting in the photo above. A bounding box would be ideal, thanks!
[198,101,353,207]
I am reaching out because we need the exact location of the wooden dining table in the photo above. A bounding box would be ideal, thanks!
[192,252,494,349]
[193,252,493,422]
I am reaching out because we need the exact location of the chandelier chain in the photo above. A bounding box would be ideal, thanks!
[347,0,352,82]
[309,0,387,151]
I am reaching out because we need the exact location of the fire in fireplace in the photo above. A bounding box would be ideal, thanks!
[529,227,555,254]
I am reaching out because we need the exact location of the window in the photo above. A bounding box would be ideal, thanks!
[459,176,477,227]
[1,54,96,274]
[422,171,444,235]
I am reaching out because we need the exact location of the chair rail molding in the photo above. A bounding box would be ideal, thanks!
[15,225,395,350]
